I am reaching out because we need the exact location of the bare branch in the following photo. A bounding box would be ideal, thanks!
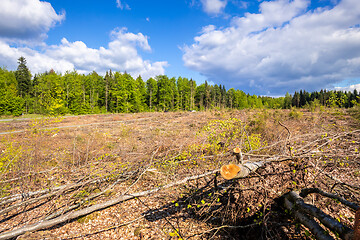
[0,170,218,240]
[299,188,359,211]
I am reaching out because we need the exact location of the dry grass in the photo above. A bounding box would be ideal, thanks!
[0,109,359,239]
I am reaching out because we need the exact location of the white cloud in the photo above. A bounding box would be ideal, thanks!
[0,28,167,80]
[232,0,309,34]
[0,0,65,41]
[200,0,227,15]
[183,0,360,95]
[0,1,164,80]
[334,84,360,92]
[116,0,130,10]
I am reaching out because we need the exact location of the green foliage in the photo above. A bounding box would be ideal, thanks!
[243,133,267,152]
[15,56,31,98]
[146,77,158,111]
[0,138,22,173]
[77,212,99,224]
[289,108,303,119]
[2,60,360,116]
[249,111,269,133]
[196,117,267,155]
[0,67,24,116]
[201,118,244,154]
[156,75,176,111]
[36,72,67,115]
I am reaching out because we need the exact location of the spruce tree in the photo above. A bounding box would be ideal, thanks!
[15,56,31,98]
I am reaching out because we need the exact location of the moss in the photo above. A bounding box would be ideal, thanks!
[77,212,100,224]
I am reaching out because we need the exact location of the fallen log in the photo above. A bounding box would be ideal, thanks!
[0,170,218,240]
[282,191,357,240]
[220,161,264,180]
[0,158,267,240]
[283,196,334,240]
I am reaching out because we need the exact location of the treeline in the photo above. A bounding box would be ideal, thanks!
[0,57,359,116]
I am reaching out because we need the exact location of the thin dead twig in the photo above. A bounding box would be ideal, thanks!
[0,170,218,240]
[299,188,359,211]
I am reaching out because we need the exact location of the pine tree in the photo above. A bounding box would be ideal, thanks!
[146,78,158,111]
[15,56,31,98]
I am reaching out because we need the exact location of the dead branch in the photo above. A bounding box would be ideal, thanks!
[0,170,218,240]
[0,167,57,184]
[278,121,291,155]
[0,170,139,209]
[308,161,360,191]
[283,196,334,240]
[42,167,152,221]
[295,129,360,156]
[0,176,105,216]
[283,191,355,240]
[299,188,359,211]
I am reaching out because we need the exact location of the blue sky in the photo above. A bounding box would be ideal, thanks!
[0,0,360,95]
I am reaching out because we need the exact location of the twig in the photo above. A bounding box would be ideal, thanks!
[122,147,159,195]
[0,167,57,184]
[190,223,258,239]
[278,121,291,154]
[307,161,360,191]
[299,188,359,211]
[62,215,145,239]
[286,191,353,240]
[283,196,334,240]
[0,170,219,240]
[136,197,185,240]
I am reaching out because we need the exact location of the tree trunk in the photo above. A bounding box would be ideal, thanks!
[282,190,356,240]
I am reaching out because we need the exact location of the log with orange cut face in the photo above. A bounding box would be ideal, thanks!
[220,163,241,180]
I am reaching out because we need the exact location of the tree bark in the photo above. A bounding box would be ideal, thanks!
[282,191,356,240]
[220,161,264,180]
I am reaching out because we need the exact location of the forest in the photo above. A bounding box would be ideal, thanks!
[1,57,359,116]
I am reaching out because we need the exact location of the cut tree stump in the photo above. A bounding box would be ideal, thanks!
[220,161,264,180]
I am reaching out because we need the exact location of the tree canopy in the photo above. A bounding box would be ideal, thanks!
[0,57,359,116]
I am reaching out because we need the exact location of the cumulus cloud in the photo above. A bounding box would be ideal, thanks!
[0,0,65,41]
[183,0,360,95]
[334,84,360,92]
[0,28,167,80]
[200,0,227,15]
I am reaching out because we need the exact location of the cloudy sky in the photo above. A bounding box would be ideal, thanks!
[0,0,359,95]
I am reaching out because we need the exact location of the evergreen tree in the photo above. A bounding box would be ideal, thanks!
[195,84,205,110]
[189,79,196,110]
[211,84,221,108]
[284,92,292,109]
[299,90,307,107]
[146,78,158,111]
[177,77,191,110]
[133,75,147,112]
[156,75,174,111]
[292,91,300,107]
[15,56,32,98]
[227,88,236,109]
